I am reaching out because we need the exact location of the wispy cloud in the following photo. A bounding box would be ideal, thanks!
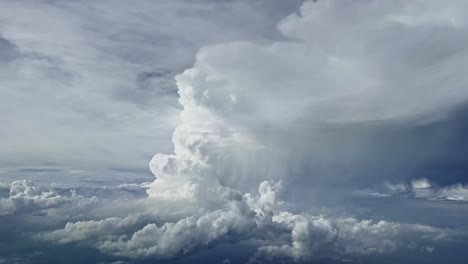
[0,0,299,171]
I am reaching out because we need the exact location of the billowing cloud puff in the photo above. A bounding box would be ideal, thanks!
[0,180,97,216]
[254,213,447,262]
[0,179,153,218]
[40,181,454,262]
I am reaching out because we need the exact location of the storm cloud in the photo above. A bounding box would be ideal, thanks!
[1,0,468,263]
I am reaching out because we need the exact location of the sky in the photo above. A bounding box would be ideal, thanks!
[1,0,468,263]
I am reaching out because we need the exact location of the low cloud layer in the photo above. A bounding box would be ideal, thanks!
[0,180,97,216]
[360,178,468,202]
[40,181,456,263]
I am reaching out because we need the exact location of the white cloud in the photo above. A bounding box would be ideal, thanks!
[360,178,468,202]
[0,179,155,218]
[253,213,447,262]
[0,180,97,216]
[413,180,468,201]
[412,178,432,189]
[438,184,468,201]
[141,1,468,261]
[40,181,453,262]
[148,0,468,200]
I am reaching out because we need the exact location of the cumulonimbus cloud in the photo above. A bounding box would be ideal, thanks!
[148,0,468,199]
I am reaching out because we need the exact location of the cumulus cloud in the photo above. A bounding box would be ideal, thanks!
[40,181,454,262]
[40,182,272,259]
[253,213,448,262]
[0,179,153,217]
[0,180,98,216]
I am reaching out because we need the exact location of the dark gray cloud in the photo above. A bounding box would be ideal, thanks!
[0,37,19,62]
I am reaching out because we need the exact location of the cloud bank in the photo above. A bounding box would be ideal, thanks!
[0,180,98,216]
[361,178,468,201]
[40,181,453,263]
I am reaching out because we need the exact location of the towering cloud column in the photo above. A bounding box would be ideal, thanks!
[149,0,468,202]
